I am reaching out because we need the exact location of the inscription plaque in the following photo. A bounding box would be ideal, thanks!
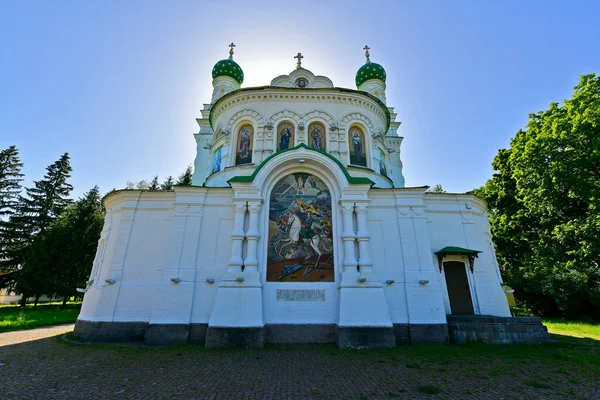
[276,289,326,302]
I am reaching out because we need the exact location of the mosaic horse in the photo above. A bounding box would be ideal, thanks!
[276,213,332,270]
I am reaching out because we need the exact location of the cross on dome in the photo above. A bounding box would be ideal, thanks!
[363,45,371,62]
[294,52,304,69]
[228,42,236,58]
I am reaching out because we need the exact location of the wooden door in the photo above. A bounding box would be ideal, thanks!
[443,261,474,314]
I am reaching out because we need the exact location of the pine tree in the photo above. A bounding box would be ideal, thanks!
[0,146,24,219]
[177,165,193,185]
[149,175,160,190]
[28,186,105,308]
[7,153,73,305]
[0,146,24,289]
[161,176,175,190]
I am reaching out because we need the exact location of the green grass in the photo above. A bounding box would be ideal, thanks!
[543,318,600,340]
[0,302,81,333]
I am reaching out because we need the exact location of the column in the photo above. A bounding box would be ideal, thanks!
[244,201,262,273]
[340,201,357,273]
[227,202,247,274]
[355,202,373,272]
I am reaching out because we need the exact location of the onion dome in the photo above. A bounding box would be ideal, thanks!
[355,45,386,87]
[212,43,244,85]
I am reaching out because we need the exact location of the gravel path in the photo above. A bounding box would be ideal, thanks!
[0,323,75,346]
[0,325,598,399]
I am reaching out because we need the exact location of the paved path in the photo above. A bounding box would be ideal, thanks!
[0,323,74,346]
[0,325,598,399]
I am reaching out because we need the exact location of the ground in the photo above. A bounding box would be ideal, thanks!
[0,326,599,399]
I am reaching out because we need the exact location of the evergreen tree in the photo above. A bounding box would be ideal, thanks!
[149,175,160,190]
[161,176,174,190]
[0,146,24,285]
[177,165,193,185]
[7,153,73,304]
[27,186,105,308]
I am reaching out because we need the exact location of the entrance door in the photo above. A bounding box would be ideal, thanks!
[443,261,474,314]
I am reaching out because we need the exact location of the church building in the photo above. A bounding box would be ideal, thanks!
[74,45,548,348]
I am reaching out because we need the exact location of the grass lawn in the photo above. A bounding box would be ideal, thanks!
[0,302,81,333]
[543,317,600,340]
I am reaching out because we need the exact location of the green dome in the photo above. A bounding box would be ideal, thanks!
[212,58,244,85]
[355,61,386,87]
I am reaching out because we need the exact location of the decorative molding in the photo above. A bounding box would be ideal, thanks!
[339,112,375,132]
[225,109,265,133]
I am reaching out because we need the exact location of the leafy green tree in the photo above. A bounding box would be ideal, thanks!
[476,74,600,318]
[177,165,193,185]
[7,153,74,305]
[0,146,24,286]
[161,176,174,190]
[25,187,105,308]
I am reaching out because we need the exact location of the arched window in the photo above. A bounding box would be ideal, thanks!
[277,122,294,151]
[377,148,387,177]
[348,126,367,167]
[308,122,326,151]
[212,146,223,173]
[235,125,253,165]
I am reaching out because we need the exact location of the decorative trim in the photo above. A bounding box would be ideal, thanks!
[435,246,482,273]
[227,143,374,186]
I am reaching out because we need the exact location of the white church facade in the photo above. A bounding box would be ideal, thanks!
[75,46,548,347]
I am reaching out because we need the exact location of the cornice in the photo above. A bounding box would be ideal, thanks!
[209,86,390,133]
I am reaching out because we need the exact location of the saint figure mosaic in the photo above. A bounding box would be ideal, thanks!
[267,173,334,282]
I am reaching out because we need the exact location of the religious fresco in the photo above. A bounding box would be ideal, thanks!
[267,173,334,282]
[235,125,253,165]
[378,148,387,177]
[308,123,325,151]
[212,146,223,173]
[349,128,367,167]
[277,122,294,151]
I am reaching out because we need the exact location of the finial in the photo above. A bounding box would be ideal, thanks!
[228,42,236,59]
[363,45,371,63]
[294,52,304,69]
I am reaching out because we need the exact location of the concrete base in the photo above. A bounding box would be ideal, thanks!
[267,324,336,344]
[448,315,549,344]
[336,327,396,349]
[205,327,266,348]
[144,324,190,346]
[74,320,148,342]
[409,324,449,344]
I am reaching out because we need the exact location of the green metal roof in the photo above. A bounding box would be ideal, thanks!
[355,61,386,87]
[212,58,244,85]
[434,246,482,255]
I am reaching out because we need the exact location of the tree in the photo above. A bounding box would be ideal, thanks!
[0,146,24,286]
[149,175,160,190]
[476,74,600,318]
[161,176,174,190]
[427,184,446,193]
[26,187,105,308]
[177,165,193,185]
[125,180,149,190]
[7,153,74,305]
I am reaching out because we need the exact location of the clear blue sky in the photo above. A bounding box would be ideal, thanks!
[1,1,599,197]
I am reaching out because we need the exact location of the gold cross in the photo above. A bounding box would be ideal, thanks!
[363,45,370,59]
[229,42,236,56]
[294,52,303,69]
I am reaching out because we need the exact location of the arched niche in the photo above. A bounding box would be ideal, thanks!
[375,147,388,177]
[308,122,326,151]
[266,172,334,282]
[276,121,295,151]
[212,145,224,173]
[348,125,368,167]
[235,124,254,165]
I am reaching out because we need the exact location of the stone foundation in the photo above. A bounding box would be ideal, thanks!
[74,320,148,342]
[336,327,396,349]
[447,315,549,344]
[143,324,190,346]
[267,324,336,344]
[204,327,266,349]
[409,324,449,344]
